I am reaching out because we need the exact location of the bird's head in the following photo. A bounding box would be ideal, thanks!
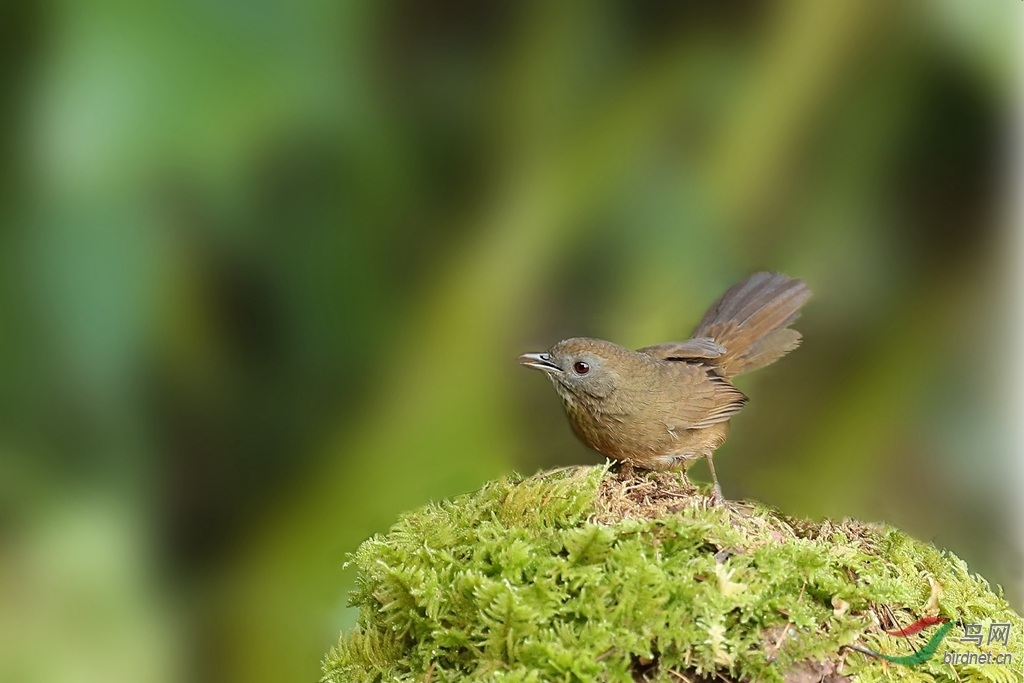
[518,337,629,401]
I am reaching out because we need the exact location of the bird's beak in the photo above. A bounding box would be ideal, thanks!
[517,352,562,374]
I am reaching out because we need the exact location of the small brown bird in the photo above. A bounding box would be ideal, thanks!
[519,272,811,502]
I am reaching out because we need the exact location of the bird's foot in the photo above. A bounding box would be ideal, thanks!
[707,483,725,507]
[615,460,635,480]
[703,454,725,506]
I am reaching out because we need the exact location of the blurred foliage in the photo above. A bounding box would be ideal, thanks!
[0,1,1018,682]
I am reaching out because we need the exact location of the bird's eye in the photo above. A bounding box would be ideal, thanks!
[573,361,590,375]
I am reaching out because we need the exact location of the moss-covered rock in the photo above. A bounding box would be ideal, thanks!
[322,465,1022,683]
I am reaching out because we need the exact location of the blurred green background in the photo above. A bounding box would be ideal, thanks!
[0,1,1019,681]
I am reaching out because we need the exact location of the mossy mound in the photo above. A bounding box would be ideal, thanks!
[322,465,1022,683]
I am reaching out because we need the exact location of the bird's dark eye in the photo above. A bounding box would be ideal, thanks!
[573,361,590,375]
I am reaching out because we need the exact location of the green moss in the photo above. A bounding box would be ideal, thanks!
[322,466,1022,683]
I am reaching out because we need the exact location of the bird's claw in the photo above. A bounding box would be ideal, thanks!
[708,484,725,506]
[616,461,635,480]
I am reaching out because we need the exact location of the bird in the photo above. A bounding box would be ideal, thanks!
[518,272,811,502]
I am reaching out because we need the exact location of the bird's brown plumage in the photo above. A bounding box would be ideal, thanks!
[519,272,811,499]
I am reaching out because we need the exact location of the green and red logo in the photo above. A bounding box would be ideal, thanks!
[849,615,1014,667]
[848,616,953,666]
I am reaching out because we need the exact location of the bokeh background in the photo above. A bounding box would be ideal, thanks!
[0,1,1020,681]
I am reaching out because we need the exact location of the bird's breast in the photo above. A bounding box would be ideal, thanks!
[556,389,656,460]
[551,375,729,465]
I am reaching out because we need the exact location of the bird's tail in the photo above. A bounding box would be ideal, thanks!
[692,272,812,378]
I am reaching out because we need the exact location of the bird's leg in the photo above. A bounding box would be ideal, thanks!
[704,454,724,505]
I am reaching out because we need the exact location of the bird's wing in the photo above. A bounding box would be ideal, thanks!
[653,362,748,430]
[638,338,726,361]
